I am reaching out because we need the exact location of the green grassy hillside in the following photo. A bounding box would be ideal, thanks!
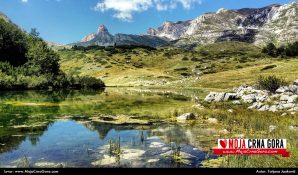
[58,42,298,89]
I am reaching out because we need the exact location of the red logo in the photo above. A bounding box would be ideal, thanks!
[219,139,227,148]
[213,139,290,157]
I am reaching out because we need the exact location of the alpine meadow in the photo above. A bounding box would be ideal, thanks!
[0,0,297,171]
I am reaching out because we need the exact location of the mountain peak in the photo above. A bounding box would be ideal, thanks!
[147,28,157,35]
[97,24,108,33]
[79,1,297,47]
[0,12,10,22]
[163,21,173,25]
[216,8,227,14]
[80,24,113,44]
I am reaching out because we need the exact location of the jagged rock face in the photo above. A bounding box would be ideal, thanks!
[147,21,191,40]
[255,2,298,45]
[80,24,114,45]
[148,2,298,46]
[75,24,169,47]
[76,2,297,47]
[237,5,281,28]
[181,10,247,44]
[92,29,114,46]
[97,24,108,33]
[81,33,96,42]
[114,34,169,47]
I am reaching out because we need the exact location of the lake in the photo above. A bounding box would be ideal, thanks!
[0,88,220,168]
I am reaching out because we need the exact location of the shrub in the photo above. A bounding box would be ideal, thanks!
[0,18,106,90]
[235,65,244,69]
[0,18,28,66]
[238,56,248,63]
[262,43,277,57]
[182,56,189,61]
[75,76,105,89]
[257,75,288,93]
[191,57,199,62]
[285,41,298,57]
[109,137,121,156]
[174,67,188,71]
[262,42,298,57]
[260,65,277,71]
[125,56,131,60]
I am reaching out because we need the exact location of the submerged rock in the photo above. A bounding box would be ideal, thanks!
[120,149,145,160]
[149,142,165,148]
[91,115,150,125]
[92,155,117,167]
[147,159,159,163]
[34,162,65,168]
[92,148,145,167]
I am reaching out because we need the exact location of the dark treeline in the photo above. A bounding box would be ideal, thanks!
[71,44,156,52]
[0,18,105,90]
[262,42,298,57]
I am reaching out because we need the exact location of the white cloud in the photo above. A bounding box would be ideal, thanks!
[154,0,177,11]
[179,0,202,9]
[94,0,203,21]
[21,0,62,3]
[94,0,152,21]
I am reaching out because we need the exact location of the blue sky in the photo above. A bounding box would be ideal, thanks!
[0,0,294,44]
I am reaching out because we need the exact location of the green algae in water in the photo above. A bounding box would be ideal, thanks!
[0,88,216,168]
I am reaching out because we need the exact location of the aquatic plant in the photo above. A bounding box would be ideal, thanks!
[109,137,121,156]
[171,143,182,163]
[140,131,145,144]
[17,156,30,168]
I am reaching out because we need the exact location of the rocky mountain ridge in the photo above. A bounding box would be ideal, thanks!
[75,24,168,47]
[150,2,298,46]
[75,2,298,47]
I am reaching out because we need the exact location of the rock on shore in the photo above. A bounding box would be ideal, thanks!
[204,79,298,112]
